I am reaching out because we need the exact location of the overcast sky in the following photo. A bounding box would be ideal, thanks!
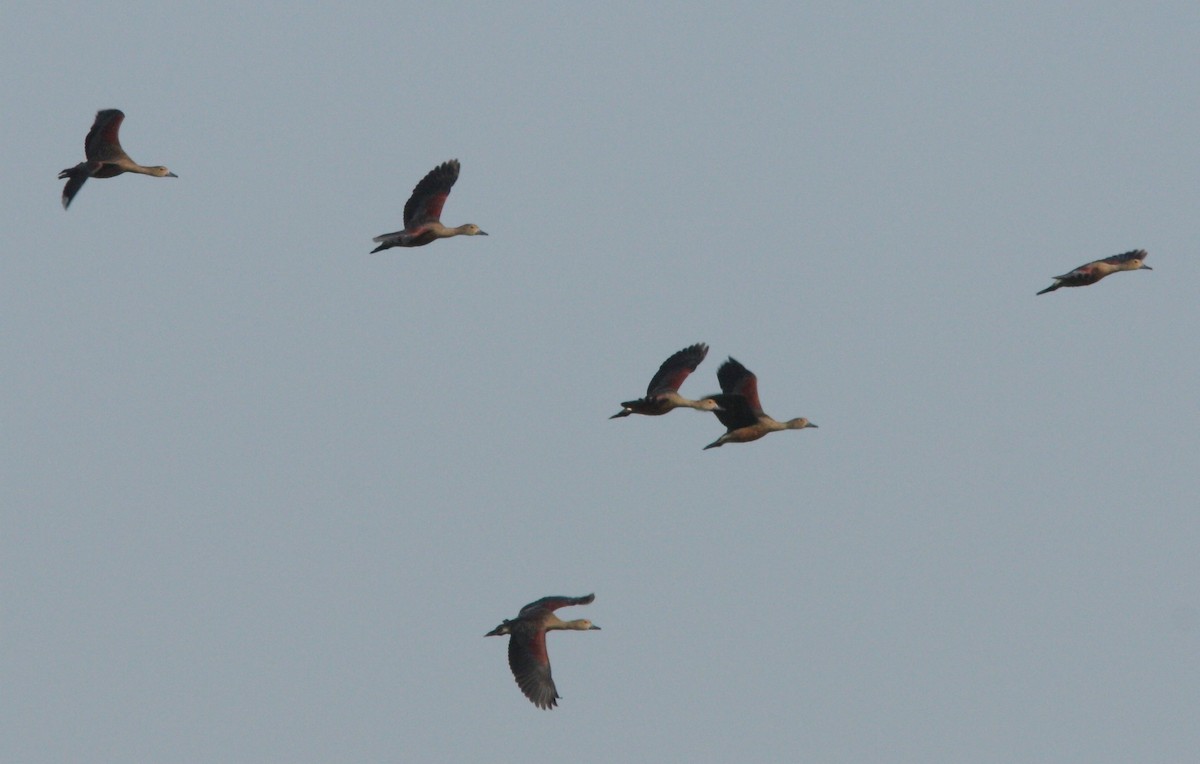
[4,2,1199,762]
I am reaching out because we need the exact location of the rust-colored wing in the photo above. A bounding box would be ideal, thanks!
[403,159,460,228]
[716,358,763,414]
[508,623,559,709]
[1047,262,1103,286]
[85,109,126,162]
[646,343,708,396]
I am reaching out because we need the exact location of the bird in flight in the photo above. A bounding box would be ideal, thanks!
[485,593,600,709]
[610,342,722,419]
[371,159,487,252]
[59,109,177,209]
[1037,249,1151,295]
[704,358,817,450]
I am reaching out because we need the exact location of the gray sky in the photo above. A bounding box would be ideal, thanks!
[4,2,1199,761]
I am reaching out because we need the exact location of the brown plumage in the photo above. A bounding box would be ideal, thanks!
[1037,249,1151,295]
[610,343,721,418]
[370,159,487,252]
[485,594,600,709]
[58,109,177,209]
[704,358,817,450]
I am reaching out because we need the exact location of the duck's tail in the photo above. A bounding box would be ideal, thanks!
[59,163,89,209]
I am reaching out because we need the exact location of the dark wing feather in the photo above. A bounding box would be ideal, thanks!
[710,394,758,429]
[519,593,595,618]
[508,625,559,709]
[646,343,708,396]
[403,159,460,228]
[1099,248,1148,266]
[1050,264,1101,285]
[716,358,763,414]
[1057,264,1094,279]
[85,110,126,162]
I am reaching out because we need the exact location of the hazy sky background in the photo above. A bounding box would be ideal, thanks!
[4,2,1199,761]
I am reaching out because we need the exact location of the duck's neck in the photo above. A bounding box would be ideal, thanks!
[548,618,592,632]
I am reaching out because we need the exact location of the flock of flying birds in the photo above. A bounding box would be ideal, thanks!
[58,108,1156,709]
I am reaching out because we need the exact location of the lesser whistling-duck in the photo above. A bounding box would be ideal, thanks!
[704,357,817,450]
[371,159,487,252]
[610,343,721,419]
[59,109,177,209]
[485,593,600,709]
[1037,249,1151,295]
